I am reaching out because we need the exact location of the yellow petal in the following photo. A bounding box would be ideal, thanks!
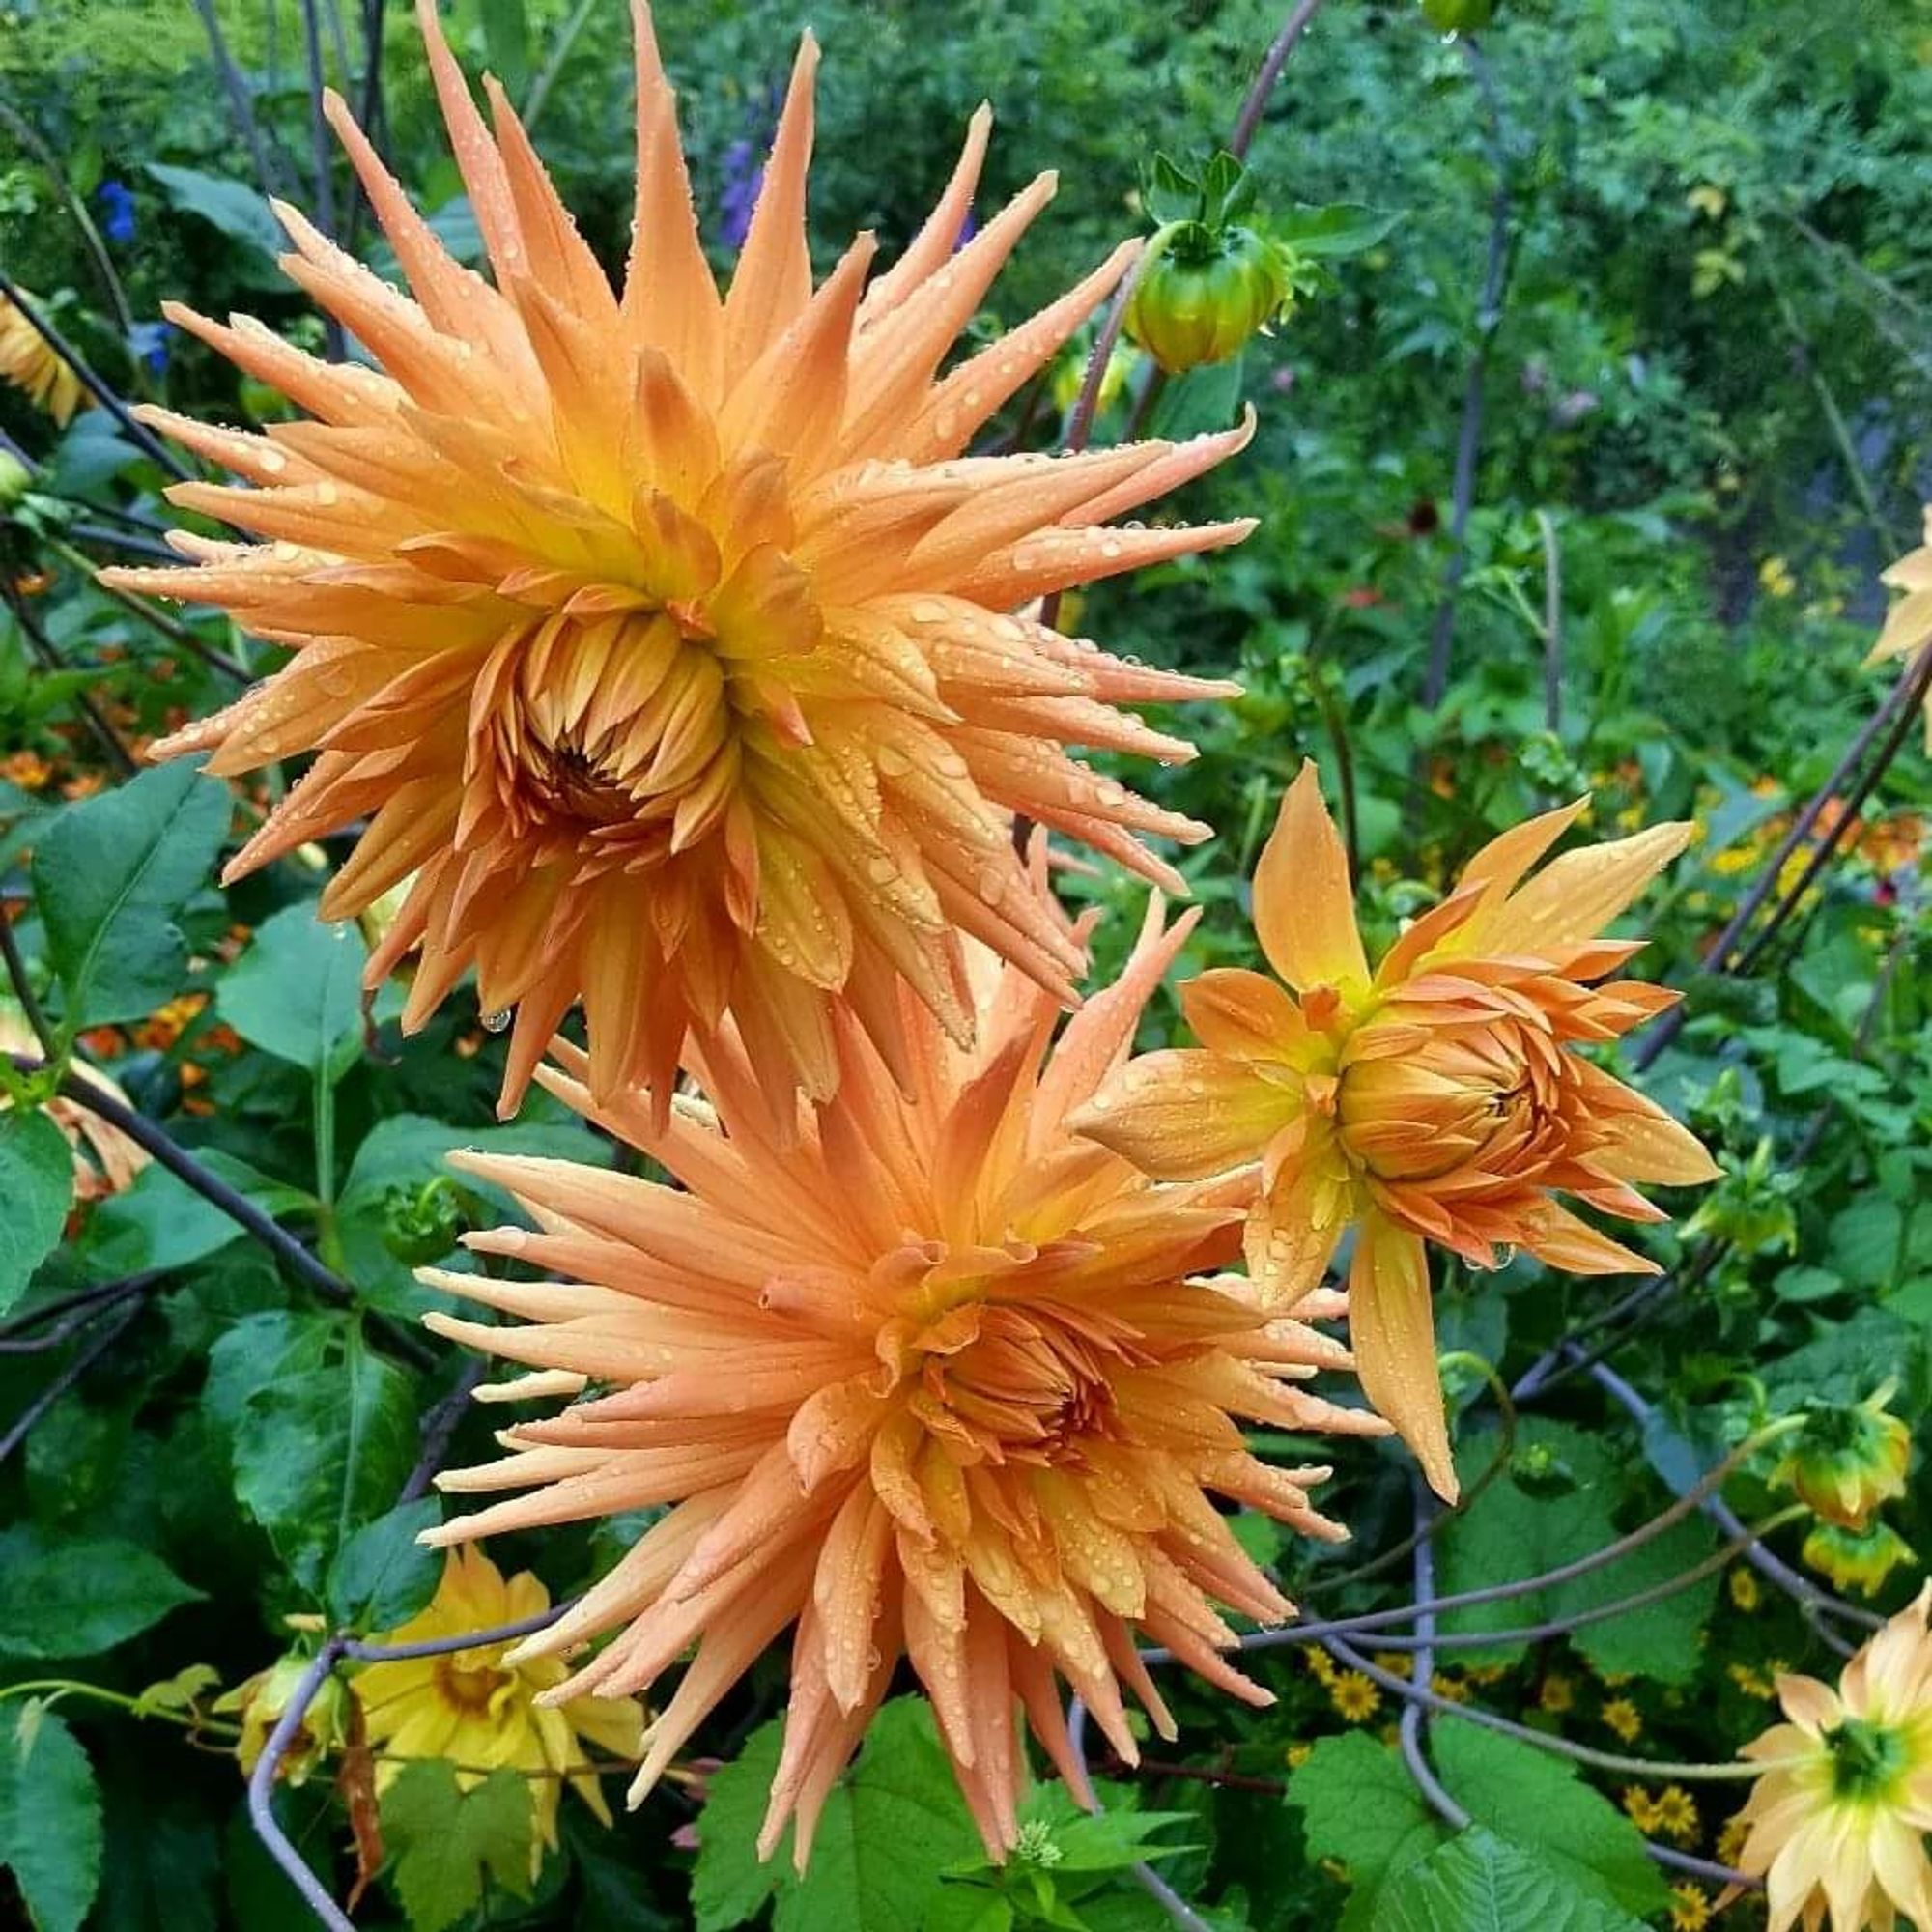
[1072,1049,1296,1180]
[1244,1160,1348,1310]
[1348,1217,1457,1502]
[1252,761,1368,995]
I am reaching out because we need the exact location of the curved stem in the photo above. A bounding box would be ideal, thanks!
[0,95,138,341]
[1227,0,1329,161]
[0,914,58,1062]
[0,1294,142,1464]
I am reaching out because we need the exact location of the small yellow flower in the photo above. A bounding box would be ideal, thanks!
[1602,1697,1643,1743]
[354,1549,643,1876]
[1652,1785,1700,1845]
[1622,1785,1661,1831]
[1758,554,1797,598]
[1285,1741,1313,1770]
[1540,1673,1576,1715]
[1729,1661,1776,1699]
[1305,1649,1339,1688]
[1433,1674,1472,1705]
[0,750,52,790]
[1686,185,1728,221]
[1729,1567,1761,1612]
[1668,1879,1712,1931]
[1716,1814,1749,1866]
[1329,1672,1381,1723]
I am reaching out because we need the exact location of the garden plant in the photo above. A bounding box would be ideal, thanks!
[3,0,1931,1928]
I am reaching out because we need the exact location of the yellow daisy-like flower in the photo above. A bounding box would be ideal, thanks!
[1328,1671,1380,1722]
[1728,1586,1932,1932]
[410,897,1382,1863]
[1653,1783,1701,1844]
[1073,760,1719,1496]
[1669,1879,1713,1931]
[1602,1696,1643,1743]
[1733,1567,1763,1612]
[0,289,87,425]
[354,1548,643,1872]
[1623,1785,1661,1832]
[1541,1672,1576,1714]
[107,0,1250,1120]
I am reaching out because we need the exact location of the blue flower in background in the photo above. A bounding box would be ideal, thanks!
[130,319,170,377]
[718,137,762,253]
[97,180,136,245]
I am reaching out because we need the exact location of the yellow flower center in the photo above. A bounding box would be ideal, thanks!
[434,1652,512,1717]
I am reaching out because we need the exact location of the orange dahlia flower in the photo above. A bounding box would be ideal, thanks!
[1727,1585,1932,1931]
[0,290,87,425]
[1074,762,1719,1498]
[1868,504,1932,749]
[412,895,1383,1861]
[106,0,1249,1118]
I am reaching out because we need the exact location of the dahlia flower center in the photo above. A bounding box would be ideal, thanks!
[1338,1020,1562,1183]
[1824,1715,1911,1804]
[433,1652,512,1717]
[887,1257,1157,1465]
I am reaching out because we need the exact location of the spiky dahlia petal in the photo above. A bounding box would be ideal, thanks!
[412,904,1381,1861]
[110,6,1249,1114]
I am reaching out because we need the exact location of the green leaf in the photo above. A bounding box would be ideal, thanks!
[0,1703,103,1932]
[1435,1419,1716,1684]
[0,1109,73,1315]
[380,1760,533,1932]
[32,762,228,1028]
[0,1527,204,1659]
[1272,201,1402,259]
[82,1151,315,1276]
[229,1321,419,1592]
[97,1770,221,1932]
[926,1889,1015,1932]
[695,1700,982,1932]
[326,1496,443,1632]
[1431,1727,1669,1918]
[1372,1829,1648,1932]
[142,164,286,264]
[1286,1733,1445,1927]
[217,904,369,1086]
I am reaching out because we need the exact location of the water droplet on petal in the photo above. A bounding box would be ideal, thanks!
[481,1008,513,1034]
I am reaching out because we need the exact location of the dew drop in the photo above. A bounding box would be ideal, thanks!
[259,448,288,475]
[481,1007,513,1034]
[315,480,340,505]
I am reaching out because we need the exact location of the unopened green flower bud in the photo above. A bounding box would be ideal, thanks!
[1125,227,1294,374]
[1776,1386,1912,1531]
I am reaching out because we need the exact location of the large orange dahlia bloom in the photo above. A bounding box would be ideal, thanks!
[1075,762,1719,1499]
[412,895,1383,1861]
[106,0,1249,1117]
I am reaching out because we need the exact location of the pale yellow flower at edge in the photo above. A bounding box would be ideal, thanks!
[354,1548,643,1874]
[1726,1584,1932,1932]
[1866,504,1932,750]
[0,290,88,425]
[1073,761,1719,1500]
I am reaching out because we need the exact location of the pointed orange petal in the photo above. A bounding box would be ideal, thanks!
[722,32,818,378]
[1348,1216,1457,1502]
[1072,1049,1294,1180]
[1253,761,1368,995]
[1481,820,1692,958]
[1179,967,1306,1062]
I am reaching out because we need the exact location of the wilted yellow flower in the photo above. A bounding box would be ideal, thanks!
[354,1548,642,1871]
[108,0,1250,1120]
[1803,1519,1917,1600]
[1868,503,1932,749]
[0,997,148,1200]
[412,897,1383,1862]
[215,1654,353,1787]
[1073,761,1718,1496]
[0,290,87,425]
[1776,1386,1912,1532]
[1728,1585,1932,1932]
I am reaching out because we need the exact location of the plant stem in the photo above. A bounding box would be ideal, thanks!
[1227,0,1329,162]
[0,1295,142,1464]
[0,914,58,1062]
[48,538,251,684]
[1537,508,1562,733]
[0,94,138,342]
[522,0,601,136]
[1421,38,1514,711]
[0,272,191,481]
[189,0,286,205]
[1,582,137,778]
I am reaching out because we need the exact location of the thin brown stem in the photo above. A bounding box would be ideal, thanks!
[1227,0,1329,162]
